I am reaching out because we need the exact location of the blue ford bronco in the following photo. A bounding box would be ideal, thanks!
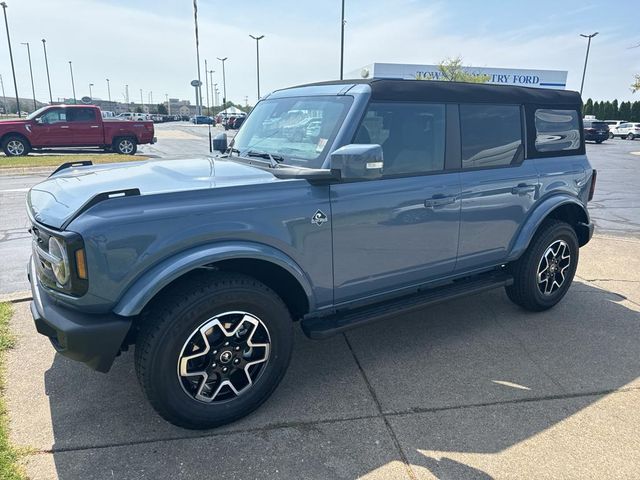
[27,79,596,429]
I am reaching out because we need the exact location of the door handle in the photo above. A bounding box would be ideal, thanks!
[90,125,100,128]
[59,125,69,129]
[424,195,456,208]
[511,183,537,195]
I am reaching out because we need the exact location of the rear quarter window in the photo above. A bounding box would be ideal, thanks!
[534,109,580,153]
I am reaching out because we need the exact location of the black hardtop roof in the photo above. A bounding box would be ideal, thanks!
[295,78,582,105]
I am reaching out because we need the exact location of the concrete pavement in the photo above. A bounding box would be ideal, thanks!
[5,234,640,479]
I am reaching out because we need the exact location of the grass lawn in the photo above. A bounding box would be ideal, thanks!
[0,303,23,479]
[0,153,148,169]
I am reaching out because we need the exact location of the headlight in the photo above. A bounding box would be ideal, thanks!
[48,236,70,285]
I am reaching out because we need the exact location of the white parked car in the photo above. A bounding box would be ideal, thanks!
[611,122,640,140]
[604,120,627,139]
[116,112,135,121]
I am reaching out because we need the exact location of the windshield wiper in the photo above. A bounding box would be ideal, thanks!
[245,150,285,168]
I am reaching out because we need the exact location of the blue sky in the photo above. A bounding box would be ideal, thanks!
[1,0,638,106]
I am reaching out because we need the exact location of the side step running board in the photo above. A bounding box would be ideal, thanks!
[301,271,513,339]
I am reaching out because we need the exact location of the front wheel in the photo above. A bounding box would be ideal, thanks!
[135,273,293,429]
[608,132,614,139]
[505,220,579,311]
[2,135,31,157]
[595,139,604,144]
[114,137,137,154]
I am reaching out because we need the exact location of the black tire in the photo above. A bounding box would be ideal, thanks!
[505,219,579,312]
[135,272,294,429]
[114,136,137,155]
[2,134,31,156]
[595,139,603,144]
[608,132,614,140]
[627,133,635,141]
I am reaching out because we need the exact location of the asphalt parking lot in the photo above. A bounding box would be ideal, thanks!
[0,131,639,478]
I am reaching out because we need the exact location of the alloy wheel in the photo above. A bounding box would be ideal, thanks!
[7,140,25,156]
[536,239,571,296]
[177,311,271,403]
[119,139,134,154]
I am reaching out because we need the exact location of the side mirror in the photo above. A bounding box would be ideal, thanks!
[35,117,43,124]
[330,144,384,181]
[212,132,228,153]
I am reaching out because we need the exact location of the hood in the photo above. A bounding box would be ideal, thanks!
[0,119,29,128]
[28,156,279,229]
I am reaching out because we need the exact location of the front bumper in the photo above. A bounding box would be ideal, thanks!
[28,257,132,373]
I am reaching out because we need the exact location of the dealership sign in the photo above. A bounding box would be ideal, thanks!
[354,63,568,89]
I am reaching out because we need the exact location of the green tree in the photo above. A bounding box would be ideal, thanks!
[157,103,168,115]
[611,99,619,119]
[619,101,632,120]
[135,106,143,113]
[583,98,593,116]
[426,56,490,83]
[592,101,601,119]
[631,101,640,122]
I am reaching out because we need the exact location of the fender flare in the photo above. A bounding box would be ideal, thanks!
[507,195,590,262]
[113,241,315,317]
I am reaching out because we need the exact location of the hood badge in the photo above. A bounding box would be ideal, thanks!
[311,209,328,226]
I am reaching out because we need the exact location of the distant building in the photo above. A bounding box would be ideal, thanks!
[351,63,568,89]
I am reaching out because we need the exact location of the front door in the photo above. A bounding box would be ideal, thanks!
[29,107,72,147]
[331,101,461,305]
[67,107,103,145]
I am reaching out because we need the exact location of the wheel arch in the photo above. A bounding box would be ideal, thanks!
[1,131,31,147]
[508,196,591,262]
[113,242,314,319]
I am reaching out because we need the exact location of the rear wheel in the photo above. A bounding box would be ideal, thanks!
[627,133,635,141]
[505,220,579,311]
[595,139,603,144]
[135,273,294,429]
[114,136,137,154]
[608,132,614,139]
[2,135,31,156]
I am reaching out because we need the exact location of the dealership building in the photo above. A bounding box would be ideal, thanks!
[350,63,568,89]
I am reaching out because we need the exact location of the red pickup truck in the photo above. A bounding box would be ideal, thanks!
[0,105,156,157]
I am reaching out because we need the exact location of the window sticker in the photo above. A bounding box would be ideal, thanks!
[316,138,328,152]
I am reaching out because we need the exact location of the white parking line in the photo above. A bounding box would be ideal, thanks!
[0,188,29,193]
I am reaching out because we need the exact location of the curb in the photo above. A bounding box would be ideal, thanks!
[0,291,32,304]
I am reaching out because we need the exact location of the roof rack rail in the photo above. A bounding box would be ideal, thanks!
[49,160,94,177]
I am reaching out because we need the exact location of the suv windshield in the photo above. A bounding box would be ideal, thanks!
[232,96,353,168]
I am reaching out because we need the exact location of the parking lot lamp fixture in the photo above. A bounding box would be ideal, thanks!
[106,78,111,104]
[249,34,264,101]
[217,57,227,106]
[68,61,76,104]
[21,42,36,110]
[41,39,52,103]
[1,2,20,116]
[579,32,598,96]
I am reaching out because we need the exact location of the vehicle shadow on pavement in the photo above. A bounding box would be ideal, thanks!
[42,281,640,479]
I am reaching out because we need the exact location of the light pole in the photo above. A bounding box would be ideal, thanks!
[579,32,598,96]
[217,57,227,106]
[249,35,264,101]
[209,72,215,110]
[106,78,111,104]
[1,2,20,116]
[192,0,203,114]
[89,82,93,100]
[41,39,52,103]
[340,0,345,80]
[21,42,36,111]
[140,88,144,111]
[125,84,129,104]
[165,93,169,115]
[0,73,6,116]
[204,59,210,115]
[68,61,76,104]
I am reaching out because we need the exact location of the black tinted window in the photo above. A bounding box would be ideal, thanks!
[354,102,445,175]
[460,104,522,168]
[535,109,580,152]
[67,108,96,122]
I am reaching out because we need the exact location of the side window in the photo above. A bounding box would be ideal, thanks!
[40,109,67,124]
[534,109,580,153]
[460,104,523,169]
[353,102,446,176]
[67,108,97,122]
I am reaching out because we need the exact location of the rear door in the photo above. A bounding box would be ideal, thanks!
[331,102,461,305]
[455,103,539,271]
[67,107,103,145]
